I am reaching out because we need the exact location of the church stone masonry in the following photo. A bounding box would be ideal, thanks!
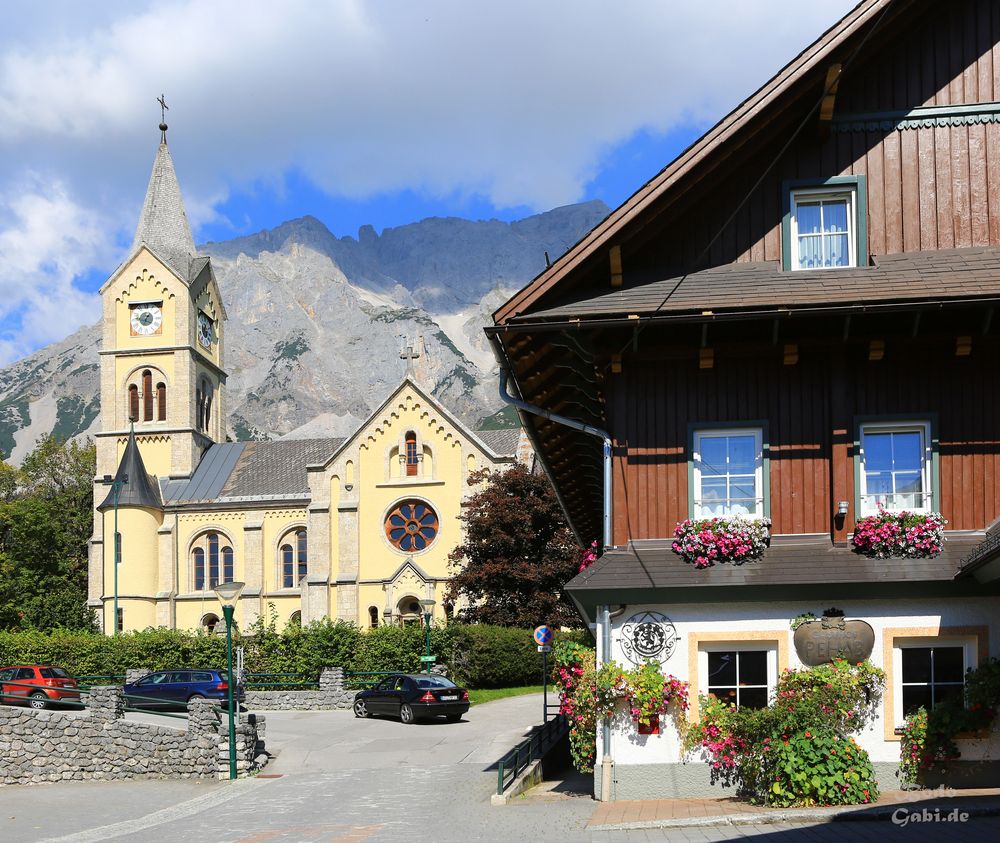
[88,125,527,635]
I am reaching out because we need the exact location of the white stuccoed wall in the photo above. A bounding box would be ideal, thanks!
[601,596,1000,767]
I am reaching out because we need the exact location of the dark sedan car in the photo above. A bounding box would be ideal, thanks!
[353,673,469,724]
[123,669,243,710]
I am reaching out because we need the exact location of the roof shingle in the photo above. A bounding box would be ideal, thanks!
[516,248,1000,324]
[565,532,985,592]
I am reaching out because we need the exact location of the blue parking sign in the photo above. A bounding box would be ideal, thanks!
[533,625,553,646]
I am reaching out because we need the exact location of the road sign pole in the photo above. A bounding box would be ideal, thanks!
[542,649,548,723]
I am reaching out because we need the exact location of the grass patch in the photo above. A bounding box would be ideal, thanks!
[468,685,544,706]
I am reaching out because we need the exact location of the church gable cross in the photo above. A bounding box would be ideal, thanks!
[400,340,420,377]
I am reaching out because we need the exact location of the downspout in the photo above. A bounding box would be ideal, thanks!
[494,356,612,550]
[599,603,627,800]
[489,333,617,798]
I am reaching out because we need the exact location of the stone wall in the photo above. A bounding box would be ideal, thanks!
[0,687,265,786]
[243,667,354,710]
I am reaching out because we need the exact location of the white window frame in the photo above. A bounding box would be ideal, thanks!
[892,636,977,728]
[692,428,764,520]
[789,186,858,270]
[858,420,932,515]
[699,644,778,709]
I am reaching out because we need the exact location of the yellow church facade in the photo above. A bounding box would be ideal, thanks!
[87,126,526,634]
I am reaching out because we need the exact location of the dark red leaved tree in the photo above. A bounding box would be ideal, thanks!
[445,463,583,628]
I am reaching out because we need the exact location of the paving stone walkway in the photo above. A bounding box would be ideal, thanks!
[587,786,1000,830]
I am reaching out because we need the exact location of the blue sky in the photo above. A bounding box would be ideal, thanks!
[0,0,856,366]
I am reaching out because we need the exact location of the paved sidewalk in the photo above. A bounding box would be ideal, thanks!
[588,786,1000,830]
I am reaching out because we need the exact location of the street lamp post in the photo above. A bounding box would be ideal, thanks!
[418,598,436,674]
[99,473,129,634]
[213,580,245,781]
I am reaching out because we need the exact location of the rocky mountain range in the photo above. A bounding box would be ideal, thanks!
[0,200,609,463]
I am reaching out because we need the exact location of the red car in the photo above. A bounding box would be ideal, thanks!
[0,665,81,710]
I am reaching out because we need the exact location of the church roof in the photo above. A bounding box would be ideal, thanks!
[130,135,198,280]
[98,427,163,511]
[161,438,344,505]
[473,428,521,456]
[221,438,344,499]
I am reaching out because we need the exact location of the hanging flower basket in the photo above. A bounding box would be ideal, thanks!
[850,509,946,559]
[671,516,771,569]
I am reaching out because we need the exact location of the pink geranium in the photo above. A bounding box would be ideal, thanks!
[672,516,771,568]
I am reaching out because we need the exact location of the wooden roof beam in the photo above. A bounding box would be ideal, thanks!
[818,63,842,130]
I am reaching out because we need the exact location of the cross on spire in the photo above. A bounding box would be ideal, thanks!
[400,339,420,377]
[157,94,169,141]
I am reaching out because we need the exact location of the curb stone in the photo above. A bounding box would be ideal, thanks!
[588,800,1000,831]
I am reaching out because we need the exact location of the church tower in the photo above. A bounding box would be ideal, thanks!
[88,118,227,632]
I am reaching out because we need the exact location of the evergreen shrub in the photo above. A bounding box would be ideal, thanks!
[0,620,580,688]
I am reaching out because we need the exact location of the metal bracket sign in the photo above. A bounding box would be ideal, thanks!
[618,611,680,666]
[537,645,552,653]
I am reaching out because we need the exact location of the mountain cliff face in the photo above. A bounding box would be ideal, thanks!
[0,200,608,462]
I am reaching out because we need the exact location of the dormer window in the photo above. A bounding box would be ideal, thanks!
[783,176,866,271]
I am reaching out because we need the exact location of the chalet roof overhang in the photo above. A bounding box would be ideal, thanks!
[565,534,998,626]
[502,247,1000,329]
[494,0,920,326]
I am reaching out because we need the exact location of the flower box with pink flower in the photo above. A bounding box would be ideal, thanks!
[671,515,771,568]
[850,509,946,559]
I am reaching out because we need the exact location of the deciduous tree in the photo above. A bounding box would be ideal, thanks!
[0,435,97,631]
[446,463,584,627]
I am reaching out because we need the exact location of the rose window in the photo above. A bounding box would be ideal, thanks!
[385,500,439,552]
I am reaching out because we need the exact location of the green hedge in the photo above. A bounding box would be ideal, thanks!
[0,622,590,689]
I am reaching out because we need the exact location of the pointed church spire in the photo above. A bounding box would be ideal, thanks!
[97,425,163,511]
[130,108,197,280]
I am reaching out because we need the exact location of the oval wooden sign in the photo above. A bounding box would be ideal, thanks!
[793,619,875,666]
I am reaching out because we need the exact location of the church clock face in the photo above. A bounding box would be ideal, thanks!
[197,312,213,349]
[130,303,162,336]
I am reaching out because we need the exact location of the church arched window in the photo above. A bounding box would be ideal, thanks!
[369,606,379,628]
[198,377,212,432]
[193,548,205,591]
[405,431,418,476]
[142,370,153,422]
[191,531,235,592]
[156,382,166,421]
[128,385,139,422]
[279,528,307,588]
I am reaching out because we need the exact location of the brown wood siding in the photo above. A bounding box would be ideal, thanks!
[609,342,1000,545]
[623,0,1000,280]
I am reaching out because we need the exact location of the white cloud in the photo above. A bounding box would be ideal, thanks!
[0,180,109,365]
[0,0,857,360]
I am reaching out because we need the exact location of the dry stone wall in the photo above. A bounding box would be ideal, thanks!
[243,667,354,710]
[0,687,265,786]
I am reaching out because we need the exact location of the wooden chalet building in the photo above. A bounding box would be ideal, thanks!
[490,0,1000,800]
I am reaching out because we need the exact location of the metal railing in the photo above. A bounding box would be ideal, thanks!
[0,679,218,722]
[0,678,87,708]
[76,674,126,690]
[121,691,214,720]
[496,714,569,796]
[343,670,398,689]
[244,672,319,690]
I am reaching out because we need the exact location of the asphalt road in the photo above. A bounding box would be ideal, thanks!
[3,695,998,842]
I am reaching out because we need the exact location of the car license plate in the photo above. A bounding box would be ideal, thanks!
[441,695,457,701]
